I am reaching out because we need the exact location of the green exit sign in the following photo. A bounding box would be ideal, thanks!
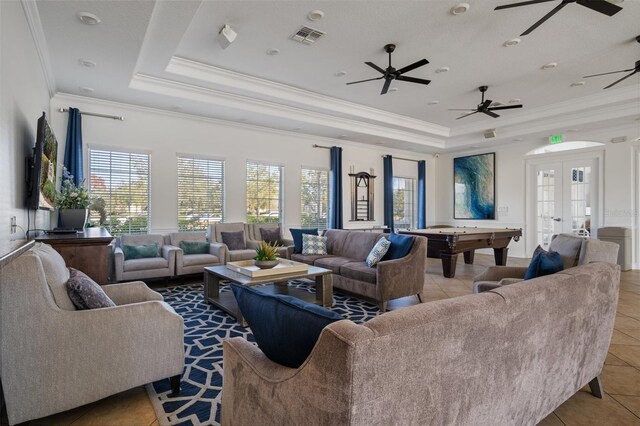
[549,134,564,144]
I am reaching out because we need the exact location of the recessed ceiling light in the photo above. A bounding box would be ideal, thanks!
[570,81,585,87]
[508,98,521,103]
[427,100,439,106]
[307,10,325,21]
[389,87,398,92]
[450,3,470,15]
[503,38,521,47]
[542,62,558,70]
[266,48,280,56]
[334,70,347,77]
[79,86,94,93]
[435,66,450,74]
[78,58,96,67]
[77,12,101,25]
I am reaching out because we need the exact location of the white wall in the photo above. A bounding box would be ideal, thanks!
[434,124,638,259]
[49,95,435,236]
[0,1,53,242]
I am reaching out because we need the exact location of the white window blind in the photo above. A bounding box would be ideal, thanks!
[177,156,225,230]
[301,168,328,230]
[393,177,417,230]
[88,148,150,235]
[246,161,282,224]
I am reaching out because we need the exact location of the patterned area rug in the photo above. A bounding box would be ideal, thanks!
[146,280,379,426]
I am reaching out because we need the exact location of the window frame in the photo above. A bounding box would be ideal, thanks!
[392,175,417,230]
[245,160,284,224]
[300,166,329,230]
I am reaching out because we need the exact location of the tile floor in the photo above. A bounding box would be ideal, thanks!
[3,254,640,426]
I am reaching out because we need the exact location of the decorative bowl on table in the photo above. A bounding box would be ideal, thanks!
[254,260,279,269]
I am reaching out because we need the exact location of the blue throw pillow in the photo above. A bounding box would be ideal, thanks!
[289,228,318,254]
[524,246,564,280]
[231,283,343,368]
[382,233,414,261]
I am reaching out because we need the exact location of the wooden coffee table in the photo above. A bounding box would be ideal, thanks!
[204,265,333,327]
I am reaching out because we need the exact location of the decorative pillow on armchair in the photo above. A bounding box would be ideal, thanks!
[302,234,327,256]
[524,246,564,280]
[123,243,159,260]
[66,268,116,310]
[221,231,246,250]
[179,240,210,255]
[260,227,282,246]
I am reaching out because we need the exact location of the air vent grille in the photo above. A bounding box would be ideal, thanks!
[290,26,325,45]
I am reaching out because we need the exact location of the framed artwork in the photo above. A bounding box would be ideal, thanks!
[454,152,495,220]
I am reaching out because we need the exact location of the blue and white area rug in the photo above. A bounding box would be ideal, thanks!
[146,280,379,426]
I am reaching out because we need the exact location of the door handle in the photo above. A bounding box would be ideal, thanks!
[552,217,562,222]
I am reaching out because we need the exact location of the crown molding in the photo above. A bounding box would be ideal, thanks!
[166,56,450,138]
[21,0,56,98]
[129,73,446,148]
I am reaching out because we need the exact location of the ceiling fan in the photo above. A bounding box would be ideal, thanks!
[346,44,430,95]
[449,86,523,120]
[583,36,640,89]
[495,0,623,36]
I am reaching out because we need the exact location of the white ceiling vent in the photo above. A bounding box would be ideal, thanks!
[290,26,325,45]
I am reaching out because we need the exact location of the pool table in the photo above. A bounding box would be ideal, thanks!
[399,227,522,278]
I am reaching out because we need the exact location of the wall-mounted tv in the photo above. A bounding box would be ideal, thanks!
[26,112,58,210]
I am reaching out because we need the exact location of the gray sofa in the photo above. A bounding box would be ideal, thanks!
[113,234,178,282]
[222,261,620,426]
[291,229,426,311]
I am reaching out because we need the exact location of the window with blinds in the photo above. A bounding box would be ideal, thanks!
[246,161,282,223]
[88,148,150,235]
[301,168,328,230]
[393,177,417,230]
[177,156,225,230]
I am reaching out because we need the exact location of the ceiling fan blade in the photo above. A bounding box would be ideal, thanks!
[396,59,429,75]
[583,68,634,78]
[495,0,556,11]
[480,100,493,110]
[346,76,384,85]
[381,78,392,95]
[488,104,523,110]
[448,108,477,111]
[576,0,622,16]
[521,2,568,36]
[483,110,501,118]
[603,71,637,89]
[365,62,386,74]
[395,75,431,85]
[456,111,479,120]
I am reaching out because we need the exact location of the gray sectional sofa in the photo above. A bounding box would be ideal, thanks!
[291,229,426,311]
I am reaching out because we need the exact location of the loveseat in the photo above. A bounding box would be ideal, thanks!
[222,261,620,425]
[291,230,426,311]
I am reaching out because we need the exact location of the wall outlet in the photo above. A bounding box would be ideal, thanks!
[10,216,16,234]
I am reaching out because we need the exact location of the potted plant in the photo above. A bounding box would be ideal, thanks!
[55,168,91,230]
[254,240,280,269]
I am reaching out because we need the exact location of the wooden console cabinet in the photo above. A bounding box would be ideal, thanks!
[35,228,114,285]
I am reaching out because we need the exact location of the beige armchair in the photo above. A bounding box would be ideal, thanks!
[113,234,178,282]
[207,223,257,263]
[247,223,294,259]
[473,234,620,293]
[168,231,225,275]
[0,243,184,425]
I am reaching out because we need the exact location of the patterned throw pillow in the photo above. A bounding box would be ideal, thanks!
[179,240,210,255]
[260,227,281,245]
[123,243,159,260]
[302,234,327,255]
[221,231,246,250]
[366,237,391,267]
[66,268,116,310]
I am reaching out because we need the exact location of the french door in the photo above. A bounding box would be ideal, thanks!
[529,157,600,250]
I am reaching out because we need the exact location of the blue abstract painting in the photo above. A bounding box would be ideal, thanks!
[454,153,495,219]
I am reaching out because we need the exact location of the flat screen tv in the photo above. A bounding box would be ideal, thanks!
[26,112,58,210]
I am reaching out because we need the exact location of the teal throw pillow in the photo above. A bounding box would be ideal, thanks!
[366,237,391,267]
[179,240,210,255]
[123,243,159,260]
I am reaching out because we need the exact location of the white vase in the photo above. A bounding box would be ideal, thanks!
[59,209,88,230]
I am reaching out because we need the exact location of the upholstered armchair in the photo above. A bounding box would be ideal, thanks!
[0,243,184,425]
[247,223,294,259]
[168,231,225,275]
[473,234,620,293]
[207,223,257,263]
[113,234,178,282]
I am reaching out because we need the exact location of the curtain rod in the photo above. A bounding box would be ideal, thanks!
[58,107,124,121]
[381,155,420,163]
[312,144,332,150]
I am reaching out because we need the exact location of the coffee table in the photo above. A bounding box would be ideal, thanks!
[204,265,333,327]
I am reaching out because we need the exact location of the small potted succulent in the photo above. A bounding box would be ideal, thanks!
[254,240,280,269]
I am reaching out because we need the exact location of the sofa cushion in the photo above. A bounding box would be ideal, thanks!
[291,253,334,265]
[260,227,282,245]
[382,234,414,261]
[231,283,343,368]
[314,257,354,274]
[229,249,257,262]
[302,234,327,255]
[124,257,169,272]
[340,261,377,284]
[323,230,350,257]
[170,231,206,247]
[222,231,247,250]
[366,237,391,267]
[123,243,159,260]
[183,253,220,267]
[340,232,382,261]
[290,228,318,254]
[31,243,76,311]
[179,241,210,255]
[524,246,564,280]
[66,268,116,310]
[549,234,583,270]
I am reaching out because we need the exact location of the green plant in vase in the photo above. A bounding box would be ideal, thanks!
[55,167,91,230]
[254,240,280,269]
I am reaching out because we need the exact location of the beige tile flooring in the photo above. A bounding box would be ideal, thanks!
[3,254,640,426]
